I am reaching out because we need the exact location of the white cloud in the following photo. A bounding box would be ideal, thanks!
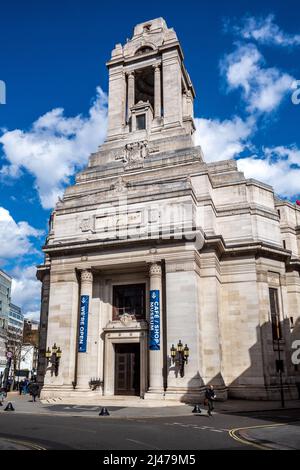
[0,207,43,261]
[11,265,41,319]
[0,87,108,209]
[233,14,300,48]
[194,116,254,162]
[221,43,294,113]
[237,145,300,198]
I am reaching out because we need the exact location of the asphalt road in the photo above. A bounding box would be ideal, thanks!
[0,408,299,450]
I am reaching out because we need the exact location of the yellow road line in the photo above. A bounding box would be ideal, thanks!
[0,437,46,450]
[229,423,286,450]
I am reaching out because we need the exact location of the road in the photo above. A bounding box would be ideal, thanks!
[0,408,299,450]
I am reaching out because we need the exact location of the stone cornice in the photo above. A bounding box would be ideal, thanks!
[36,264,51,282]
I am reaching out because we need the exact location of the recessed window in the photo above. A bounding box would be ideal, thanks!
[269,288,282,341]
[113,284,146,320]
[136,114,146,130]
[135,45,152,55]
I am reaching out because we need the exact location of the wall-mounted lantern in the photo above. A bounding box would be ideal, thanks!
[45,343,62,377]
[170,340,189,378]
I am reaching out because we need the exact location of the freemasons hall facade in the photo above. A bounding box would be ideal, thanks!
[37,18,300,402]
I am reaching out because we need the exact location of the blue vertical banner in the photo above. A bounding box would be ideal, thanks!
[78,295,89,353]
[149,290,160,351]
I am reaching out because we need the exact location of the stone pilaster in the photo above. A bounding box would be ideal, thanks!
[148,263,164,393]
[42,269,79,393]
[37,271,50,386]
[153,65,161,118]
[127,71,135,119]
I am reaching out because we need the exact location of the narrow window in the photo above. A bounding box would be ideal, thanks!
[269,288,282,341]
[283,240,286,249]
[136,114,146,130]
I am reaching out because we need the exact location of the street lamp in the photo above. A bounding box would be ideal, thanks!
[45,343,62,377]
[170,340,190,378]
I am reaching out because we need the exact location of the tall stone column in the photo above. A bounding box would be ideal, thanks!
[42,269,79,396]
[76,269,93,388]
[153,65,161,118]
[127,71,135,118]
[148,263,164,393]
[37,270,50,386]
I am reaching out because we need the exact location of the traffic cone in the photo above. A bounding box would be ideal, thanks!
[4,402,15,411]
[99,407,110,416]
[192,404,201,413]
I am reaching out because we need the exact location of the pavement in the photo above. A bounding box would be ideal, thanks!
[1,392,300,419]
[0,406,300,450]
[1,393,300,450]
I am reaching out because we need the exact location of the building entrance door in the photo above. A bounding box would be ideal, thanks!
[114,343,140,396]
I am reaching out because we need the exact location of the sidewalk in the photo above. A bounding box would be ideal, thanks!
[1,392,299,419]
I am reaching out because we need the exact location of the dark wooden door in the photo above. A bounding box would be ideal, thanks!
[115,344,140,396]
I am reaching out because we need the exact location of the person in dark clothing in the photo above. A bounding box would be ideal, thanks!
[19,379,24,395]
[28,382,39,402]
[205,385,216,416]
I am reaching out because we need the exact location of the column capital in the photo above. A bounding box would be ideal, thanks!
[81,269,93,284]
[149,263,162,277]
[127,70,135,78]
[153,64,161,71]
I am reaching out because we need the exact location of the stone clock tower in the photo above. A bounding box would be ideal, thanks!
[37,18,300,403]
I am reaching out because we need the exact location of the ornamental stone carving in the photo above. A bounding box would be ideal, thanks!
[81,269,93,284]
[119,313,137,324]
[110,176,129,194]
[115,141,149,169]
[149,263,162,277]
[79,216,95,233]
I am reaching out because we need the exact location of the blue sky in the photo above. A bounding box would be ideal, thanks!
[0,0,299,318]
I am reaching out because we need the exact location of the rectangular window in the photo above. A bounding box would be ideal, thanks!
[136,114,146,130]
[269,288,282,341]
[113,284,146,320]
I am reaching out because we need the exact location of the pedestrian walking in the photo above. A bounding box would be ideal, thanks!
[22,378,29,395]
[0,387,6,404]
[19,379,24,395]
[28,381,39,402]
[205,384,216,416]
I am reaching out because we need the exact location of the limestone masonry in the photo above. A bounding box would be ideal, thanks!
[37,18,300,402]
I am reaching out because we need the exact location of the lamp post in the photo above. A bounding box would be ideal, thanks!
[170,340,189,378]
[46,344,62,377]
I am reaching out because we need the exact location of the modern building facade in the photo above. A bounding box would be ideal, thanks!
[0,269,11,377]
[0,269,11,331]
[8,303,24,349]
[38,18,300,402]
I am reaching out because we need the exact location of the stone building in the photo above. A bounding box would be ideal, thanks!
[8,303,24,350]
[38,18,300,402]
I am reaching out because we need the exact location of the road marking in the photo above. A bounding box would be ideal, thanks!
[229,423,286,450]
[0,437,46,450]
[126,439,160,450]
[164,423,224,433]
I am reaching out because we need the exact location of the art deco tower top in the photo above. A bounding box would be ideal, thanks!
[102,18,196,155]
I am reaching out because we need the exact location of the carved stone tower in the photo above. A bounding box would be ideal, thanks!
[89,18,196,170]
